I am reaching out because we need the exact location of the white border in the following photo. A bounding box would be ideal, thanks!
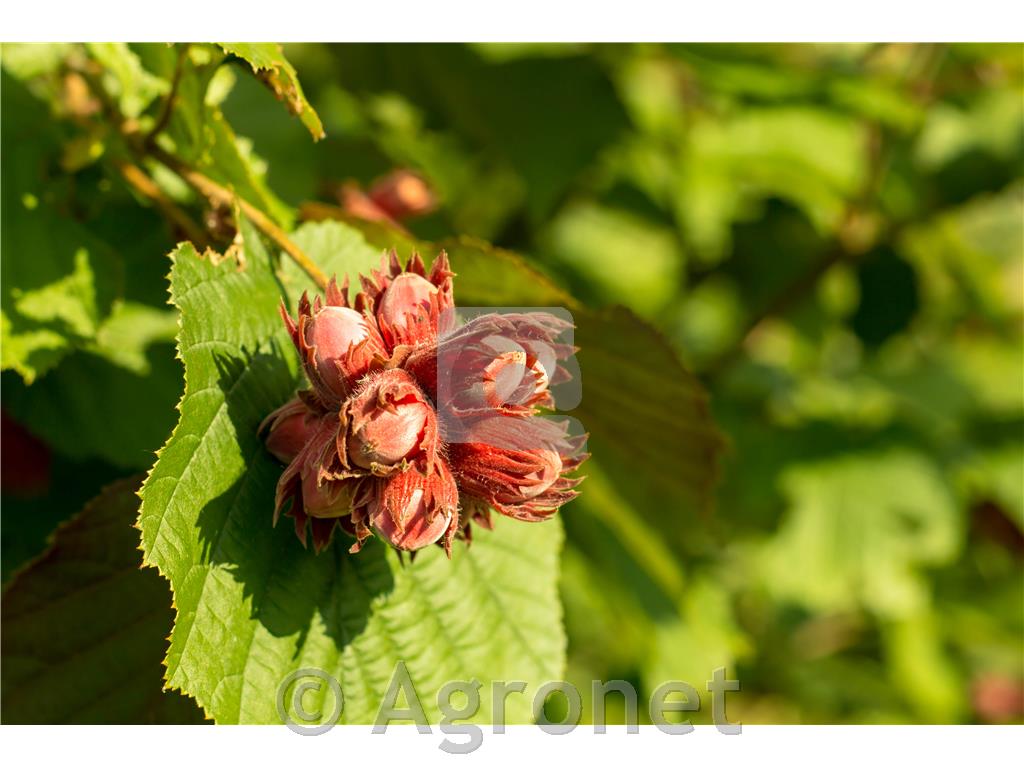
[1,4,1021,764]
[1,1,1022,42]
[1,725,1022,766]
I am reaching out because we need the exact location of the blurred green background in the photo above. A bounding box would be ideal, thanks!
[2,43,1022,724]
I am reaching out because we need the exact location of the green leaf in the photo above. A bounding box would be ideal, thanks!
[140,44,293,228]
[642,577,750,721]
[327,45,628,222]
[1,199,124,384]
[137,220,565,723]
[278,219,385,299]
[882,609,965,723]
[0,43,74,80]
[0,70,124,382]
[916,87,1024,170]
[88,301,179,375]
[960,444,1024,532]
[1,477,206,723]
[540,201,685,317]
[901,183,1024,327]
[677,106,866,259]
[85,43,169,119]
[3,341,181,470]
[219,43,325,141]
[753,449,963,618]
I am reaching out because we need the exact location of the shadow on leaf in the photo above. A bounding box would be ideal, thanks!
[195,347,396,657]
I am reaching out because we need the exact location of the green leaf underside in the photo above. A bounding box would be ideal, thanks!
[218,43,325,141]
[445,238,724,552]
[1,478,205,724]
[138,219,564,723]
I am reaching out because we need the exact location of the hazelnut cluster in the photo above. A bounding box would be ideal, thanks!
[261,252,586,554]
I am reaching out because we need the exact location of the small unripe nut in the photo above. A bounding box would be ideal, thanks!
[265,409,316,465]
[369,170,436,220]
[347,398,429,469]
[368,464,457,550]
[343,369,434,470]
[306,305,384,398]
[378,273,440,348]
[370,487,451,550]
[301,470,353,519]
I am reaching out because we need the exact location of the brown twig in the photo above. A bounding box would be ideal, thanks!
[73,49,328,291]
[144,44,189,146]
[148,145,329,290]
[115,160,211,250]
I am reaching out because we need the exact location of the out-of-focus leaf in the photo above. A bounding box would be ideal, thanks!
[328,45,629,222]
[559,546,652,724]
[868,332,1022,444]
[916,88,1024,170]
[1,478,206,724]
[541,201,684,317]
[0,71,123,382]
[0,43,73,80]
[754,450,962,618]
[828,77,924,131]
[901,183,1024,326]
[941,336,1024,419]
[678,107,866,259]
[670,274,746,366]
[86,43,168,119]
[882,610,965,723]
[613,55,688,139]
[87,302,179,375]
[569,463,687,606]
[219,43,324,140]
[960,445,1024,531]
[560,545,655,679]
[139,44,293,227]
[3,342,181,470]
[560,461,699,724]
[940,561,1024,689]
[670,43,822,100]
[642,578,750,723]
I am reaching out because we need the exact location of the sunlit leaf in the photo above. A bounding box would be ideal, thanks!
[219,43,325,141]
[86,43,168,119]
[753,450,962,618]
[0,71,123,382]
[137,220,565,723]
